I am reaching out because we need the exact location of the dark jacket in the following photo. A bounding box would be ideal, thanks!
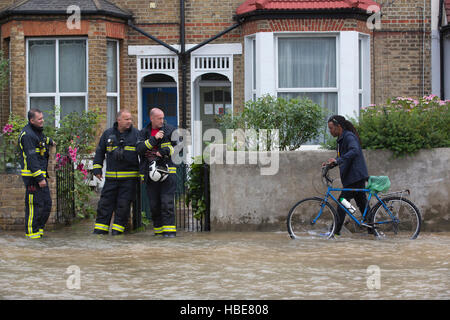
[18,123,53,186]
[92,123,140,179]
[336,130,369,187]
[137,121,177,182]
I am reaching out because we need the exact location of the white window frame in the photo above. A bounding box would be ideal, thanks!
[26,37,89,127]
[251,38,257,101]
[359,33,371,112]
[107,39,120,127]
[275,33,340,112]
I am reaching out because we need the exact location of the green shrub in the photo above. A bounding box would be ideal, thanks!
[357,95,450,157]
[0,114,28,171]
[218,95,325,151]
[186,156,209,220]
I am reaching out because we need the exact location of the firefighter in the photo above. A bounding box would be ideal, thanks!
[92,109,140,235]
[137,108,177,237]
[18,109,55,239]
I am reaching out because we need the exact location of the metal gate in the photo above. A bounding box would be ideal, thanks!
[55,159,75,224]
[137,163,210,232]
[175,163,210,232]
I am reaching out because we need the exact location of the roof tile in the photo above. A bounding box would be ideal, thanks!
[237,0,380,16]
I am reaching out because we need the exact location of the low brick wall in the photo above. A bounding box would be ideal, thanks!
[210,146,450,232]
[0,146,58,231]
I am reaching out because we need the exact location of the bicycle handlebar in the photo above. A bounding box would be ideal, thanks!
[322,162,337,186]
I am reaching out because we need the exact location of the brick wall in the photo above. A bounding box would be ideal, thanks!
[0,0,434,129]
[242,18,372,35]
[0,145,57,231]
[372,0,432,103]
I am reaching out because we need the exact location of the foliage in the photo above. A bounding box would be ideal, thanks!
[73,169,96,219]
[357,95,450,157]
[0,50,9,92]
[0,114,28,171]
[186,156,209,220]
[43,106,103,155]
[51,108,103,219]
[1,107,103,218]
[217,95,325,151]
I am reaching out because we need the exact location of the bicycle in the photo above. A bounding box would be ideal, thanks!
[287,163,422,240]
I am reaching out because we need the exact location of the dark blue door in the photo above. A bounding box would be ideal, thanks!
[142,87,178,128]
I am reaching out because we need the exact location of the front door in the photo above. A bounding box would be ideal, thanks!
[142,87,178,128]
[199,86,231,150]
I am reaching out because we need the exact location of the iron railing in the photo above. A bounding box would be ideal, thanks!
[175,163,210,232]
[56,159,75,224]
[137,163,210,232]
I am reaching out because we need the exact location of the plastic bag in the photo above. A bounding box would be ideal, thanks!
[367,176,391,193]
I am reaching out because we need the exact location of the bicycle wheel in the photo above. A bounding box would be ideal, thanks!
[370,196,421,239]
[287,197,337,239]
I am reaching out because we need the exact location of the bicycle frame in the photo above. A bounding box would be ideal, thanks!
[322,187,398,227]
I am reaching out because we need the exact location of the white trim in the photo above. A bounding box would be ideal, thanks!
[128,43,242,56]
[339,31,358,118]
[142,82,177,88]
[136,62,179,130]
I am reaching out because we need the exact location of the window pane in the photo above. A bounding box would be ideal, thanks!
[60,96,85,119]
[278,37,336,88]
[107,41,118,93]
[59,40,86,92]
[29,40,56,93]
[30,97,55,125]
[107,97,117,128]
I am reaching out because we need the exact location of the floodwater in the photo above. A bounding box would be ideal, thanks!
[0,219,449,300]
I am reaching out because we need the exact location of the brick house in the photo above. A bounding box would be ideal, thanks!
[0,0,444,157]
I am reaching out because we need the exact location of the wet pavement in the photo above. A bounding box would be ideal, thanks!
[0,219,449,300]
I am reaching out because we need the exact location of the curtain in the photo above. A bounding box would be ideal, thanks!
[278,37,336,88]
[30,97,55,126]
[59,40,86,93]
[107,96,117,128]
[107,41,118,93]
[29,40,56,93]
[60,97,85,118]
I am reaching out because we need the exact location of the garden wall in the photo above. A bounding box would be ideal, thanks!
[0,146,58,231]
[210,146,450,232]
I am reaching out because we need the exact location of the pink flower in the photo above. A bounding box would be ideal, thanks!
[2,123,13,134]
[68,146,77,162]
[424,94,437,101]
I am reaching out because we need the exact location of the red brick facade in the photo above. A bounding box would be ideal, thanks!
[0,0,434,129]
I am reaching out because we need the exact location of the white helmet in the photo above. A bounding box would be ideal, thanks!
[149,161,170,182]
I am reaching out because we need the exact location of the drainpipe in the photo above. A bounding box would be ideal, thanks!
[438,0,445,100]
[127,20,179,55]
[180,0,187,130]
[422,0,426,97]
[185,22,242,55]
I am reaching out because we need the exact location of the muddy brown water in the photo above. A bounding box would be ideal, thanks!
[0,219,449,300]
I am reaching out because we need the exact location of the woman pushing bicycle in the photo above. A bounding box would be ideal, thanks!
[323,115,371,236]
